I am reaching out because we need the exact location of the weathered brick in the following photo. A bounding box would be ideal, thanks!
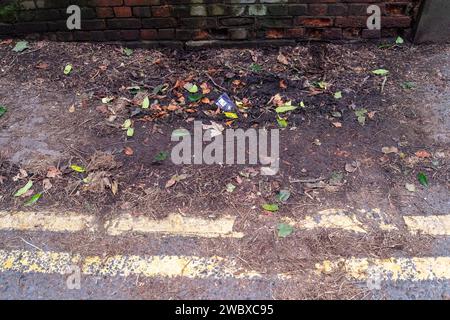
[158,28,175,40]
[140,29,157,40]
[152,6,171,17]
[114,7,132,18]
[288,4,307,16]
[296,17,334,28]
[132,7,151,17]
[0,0,421,44]
[362,29,381,39]
[121,29,140,40]
[142,18,176,28]
[259,18,292,28]
[180,17,216,29]
[308,4,327,16]
[96,7,114,18]
[220,17,254,27]
[124,0,159,5]
[335,17,367,28]
[228,28,248,40]
[107,18,141,29]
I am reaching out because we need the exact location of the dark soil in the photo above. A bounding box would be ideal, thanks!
[1,40,448,219]
[0,39,449,299]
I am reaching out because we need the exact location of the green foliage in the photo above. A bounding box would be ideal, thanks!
[0,1,20,23]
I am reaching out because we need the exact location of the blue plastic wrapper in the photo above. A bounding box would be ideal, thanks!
[215,93,236,112]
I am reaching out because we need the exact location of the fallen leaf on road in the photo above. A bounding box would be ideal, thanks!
[13,169,28,181]
[24,193,42,206]
[226,183,236,193]
[14,180,33,197]
[405,183,416,192]
[123,146,134,156]
[262,203,279,212]
[417,172,428,187]
[415,150,431,158]
[382,146,398,154]
[277,52,289,65]
[43,179,52,191]
[36,62,49,69]
[277,223,294,238]
[165,174,188,188]
[345,161,359,173]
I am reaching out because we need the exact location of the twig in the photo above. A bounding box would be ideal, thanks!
[19,237,43,251]
[290,176,327,183]
[380,76,387,93]
[204,72,227,92]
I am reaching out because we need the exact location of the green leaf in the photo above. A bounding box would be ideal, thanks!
[64,64,73,75]
[395,36,404,45]
[183,83,198,94]
[275,105,297,113]
[188,92,203,102]
[127,86,141,94]
[142,96,150,109]
[277,223,294,238]
[401,81,416,90]
[101,97,114,104]
[354,109,367,126]
[249,63,262,73]
[277,117,288,128]
[152,84,165,95]
[123,47,133,56]
[372,69,389,76]
[24,193,42,206]
[417,172,428,187]
[334,91,342,99]
[313,81,328,89]
[70,164,85,173]
[153,151,169,163]
[331,111,342,118]
[126,127,134,137]
[122,119,132,129]
[224,112,238,119]
[14,180,33,197]
[226,183,236,193]
[300,101,305,108]
[329,171,344,185]
[12,41,28,53]
[262,203,279,212]
[405,183,416,192]
[0,106,7,117]
[357,116,366,126]
[276,190,290,203]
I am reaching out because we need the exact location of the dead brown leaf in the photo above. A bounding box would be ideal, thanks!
[415,150,431,158]
[123,146,134,156]
[46,167,62,178]
[277,52,289,65]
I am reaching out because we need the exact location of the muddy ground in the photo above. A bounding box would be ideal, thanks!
[0,39,449,299]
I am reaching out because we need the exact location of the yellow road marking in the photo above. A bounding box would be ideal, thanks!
[283,209,367,233]
[0,249,260,279]
[0,211,95,233]
[404,215,450,236]
[316,257,450,281]
[105,213,243,238]
[282,208,398,233]
[1,249,449,282]
[0,211,242,238]
[1,210,449,237]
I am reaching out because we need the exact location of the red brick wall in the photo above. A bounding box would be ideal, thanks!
[0,0,423,45]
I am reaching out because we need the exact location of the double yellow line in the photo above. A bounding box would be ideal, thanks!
[0,209,449,282]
